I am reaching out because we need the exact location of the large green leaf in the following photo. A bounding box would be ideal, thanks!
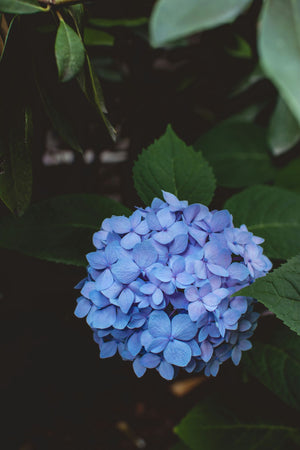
[225,186,300,260]
[259,0,300,125]
[275,158,300,194]
[175,398,300,450]
[55,17,85,83]
[0,194,131,266]
[194,122,275,188]
[133,125,216,206]
[268,97,300,156]
[0,0,46,14]
[238,256,300,336]
[0,106,32,216]
[150,0,252,47]
[243,326,300,412]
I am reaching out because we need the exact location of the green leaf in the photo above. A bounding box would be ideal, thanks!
[238,255,300,336]
[67,4,85,36]
[243,326,300,411]
[194,122,275,188]
[259,0,300,125]
[0,16,16,62]
[175,398,300,450]
[84,28,114,46]
[150,0,253,47]
[0,106,32,216]
[55,17,85,83]
[88,17,148,28]
[224,185,300,260]
[0,0,46,14]
[77,54,116,141]
[133,125,216,206]
[268,97,300,156]
[0,194,131,266]
[275,158,300,194]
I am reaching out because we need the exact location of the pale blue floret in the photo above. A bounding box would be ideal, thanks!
[74,191,272,380]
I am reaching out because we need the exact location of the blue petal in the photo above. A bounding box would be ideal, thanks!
[207,263,229,277]
[146,212,161,230]
[110,216,131,234]
[157,208,175,227]
[152,266,172,282]
[140,353,161,368]
[239,339,252,351]
[74,297,91,318]
[148,311,171,338]
[100,341,117,358]
[121,232,141,250]
[157,361,175,380]
[133,358,147,377]
[111,257,140,284]
[128,332,142,356]
[148,337,169,353]
[91,306,116,329]
[152,288,164,306]
[89,290,110,308]
[188,301,206,322]
[228,263,249,281]
[86,251,107,269]
[164,340,192,367]
[153,230,174,245]
[200,341,213,362]
[231,347,242,365]
[95,268,114,291]
[118,288,135,314]
[171,314,197,341]
[114,309,130,329]
[169,234,188,254]
[210,210,231,232]
[133,241,158,269]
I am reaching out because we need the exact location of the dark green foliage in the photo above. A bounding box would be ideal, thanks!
[238,256,300,336]
[194,122,275,188]
[243,326,300,411]
[225,186,300,260]
[175,398,300,450]
[0,194,130,266]
[133,125,216,206]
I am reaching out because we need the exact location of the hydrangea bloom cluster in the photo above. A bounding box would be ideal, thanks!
[75,191,272,380]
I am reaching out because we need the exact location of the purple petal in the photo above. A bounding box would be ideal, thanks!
[164,340,192,367]
[176,272,194,286]
[207,263,229,277]
[185,286,199,302]
[239,339,252,351]
[171,314,197,340]
[188,227,207,247]
[210,210,231,232]
[183,204,201,223]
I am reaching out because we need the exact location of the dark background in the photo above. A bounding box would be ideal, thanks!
[0,1,297,448]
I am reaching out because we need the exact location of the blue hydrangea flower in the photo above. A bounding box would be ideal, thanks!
[75,191,272,380]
